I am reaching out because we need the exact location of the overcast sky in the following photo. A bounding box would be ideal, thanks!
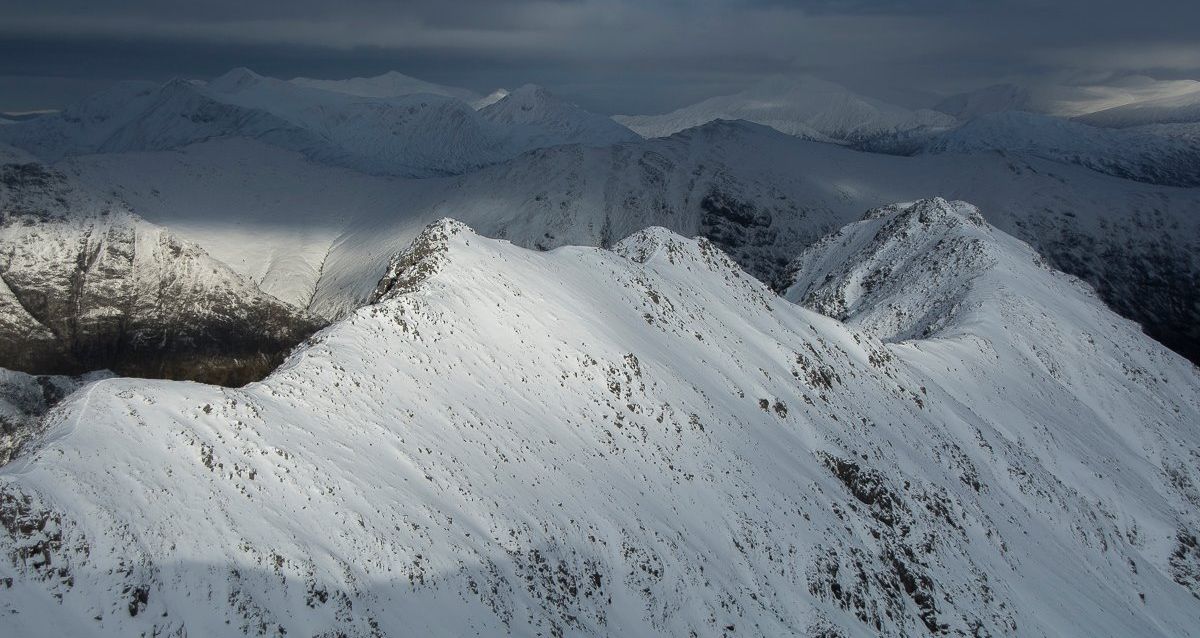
[1,0,1197,114]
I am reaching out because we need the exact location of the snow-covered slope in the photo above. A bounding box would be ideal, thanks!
[479,84,641,150]
[920,111,1200,187]
[2,213,1198,636]
[932,84,1034,120]
[474,88,510,110]
[0,144,319,384]
[0,368,110,465]
[615,75,957,143]
[1075,89,1200,128]
[289,70,483,103]
[60,120,1200,362]
[205,68,515,176]
[0,78,335,165]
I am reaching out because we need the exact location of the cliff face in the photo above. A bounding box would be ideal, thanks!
[0,151,320,386]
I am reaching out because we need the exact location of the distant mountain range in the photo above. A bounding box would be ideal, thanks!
[615,74,957,144]
[1075,88,1200,128]
[0,68,638,178]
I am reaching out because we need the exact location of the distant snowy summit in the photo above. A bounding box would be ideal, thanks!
[615,74,957,143]
[614,75,1200,189]
[0,68,638,178]
[479,84,641,150]
[921,110,1200,187]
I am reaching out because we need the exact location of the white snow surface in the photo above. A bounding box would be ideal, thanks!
[614,75,957,142]
[1,212,1198,636]
[473,88,511,110]
[0,368,112,464]
[59,121,1200,325]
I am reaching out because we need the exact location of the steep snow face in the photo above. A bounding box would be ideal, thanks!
[614,75,956,143]
[783,193,1198,363]
[2,215,1199,636]
[0,368,110,465]
[479,84,641,150]
[784,199,996,341]
[0,148,320,384]
[289,70,483,104]
[921,111,1200,187]
[932,84,1034,120]
[1075,88,1200,128]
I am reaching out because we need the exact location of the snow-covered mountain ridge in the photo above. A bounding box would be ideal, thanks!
[615,75,957,144]
[2,207,1198,635]
[613,75,1198,189]
[0,69,637,178]
[918,111,1200,187]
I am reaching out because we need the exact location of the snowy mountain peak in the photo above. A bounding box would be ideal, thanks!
[3,204,1199,636]
[370,219,468,302]
[482,84,578,122]
[613,226,745,279]
[861,196,986,225]
[473,88,510,109]
[480,84,640,149]
[611,225,685,263]
[785,198,1016,341]
[208,67,265,92]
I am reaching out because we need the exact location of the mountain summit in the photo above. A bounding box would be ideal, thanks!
[2,208,1198,636]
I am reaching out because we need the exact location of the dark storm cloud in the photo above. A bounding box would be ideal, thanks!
[0,0,1197,113]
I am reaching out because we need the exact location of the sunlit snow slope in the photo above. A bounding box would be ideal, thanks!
[2,206,1198,636]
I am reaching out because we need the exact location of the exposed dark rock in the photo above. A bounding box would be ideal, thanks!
[0,159,321,386]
